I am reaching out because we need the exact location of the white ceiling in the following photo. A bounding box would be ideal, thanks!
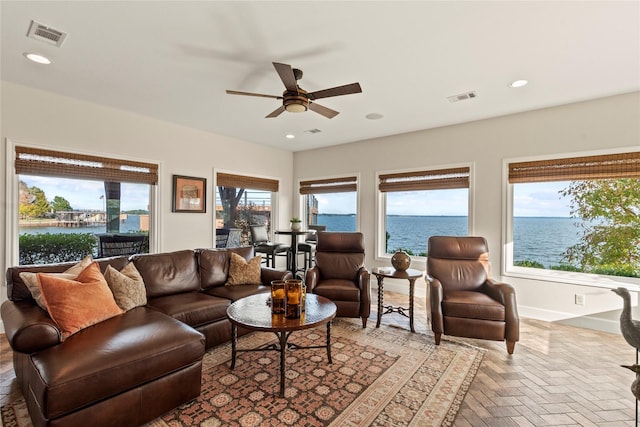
[2,1,639,152]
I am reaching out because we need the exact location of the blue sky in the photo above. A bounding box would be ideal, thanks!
[20,176,572,217]
[318,182,571,217]
[20,176,150,211]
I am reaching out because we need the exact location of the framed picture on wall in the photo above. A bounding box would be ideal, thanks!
[172,175,206,213]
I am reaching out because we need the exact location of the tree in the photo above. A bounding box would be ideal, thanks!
[51,196,72,212]
[218,187,245,229]
[18,182,51,218]
[560,178,640,277]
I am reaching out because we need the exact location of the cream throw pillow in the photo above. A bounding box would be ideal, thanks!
[226,252,262,286]
[20,255,93,310]
[104,263,147,311]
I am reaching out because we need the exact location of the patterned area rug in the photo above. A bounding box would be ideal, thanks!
[1,318,484,427]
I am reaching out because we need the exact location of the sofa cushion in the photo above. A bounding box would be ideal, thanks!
[132,250,200,298]
[146,292,229,327]
[104,262,147,311]
[313,278,361,301]
[227,252,262,286]
[37,262,124,340]
[198,246,255,289]
[443,290,505,321]
[28,307,205,420]
[20,255,93,309]
[204,284,270,302]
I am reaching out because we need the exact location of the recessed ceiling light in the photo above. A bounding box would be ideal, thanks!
[285,134,295,139]
[23,52,51,64]
[366,113,384,120]
[510,79,528,88]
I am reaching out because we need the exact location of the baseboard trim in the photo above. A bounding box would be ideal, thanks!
[519,305,621,334]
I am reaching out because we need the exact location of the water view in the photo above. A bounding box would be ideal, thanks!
[20,214,145,236]
[317,214,582,268]
[20,214,582,269]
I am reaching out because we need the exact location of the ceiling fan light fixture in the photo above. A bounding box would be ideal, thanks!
[284,99,308,113]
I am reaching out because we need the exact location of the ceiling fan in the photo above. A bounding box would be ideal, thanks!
[226,62,362,119]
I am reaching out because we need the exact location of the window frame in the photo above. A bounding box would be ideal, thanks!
[502,148,640,289]
[375,163,475,262]
[5,139,160,267]
[214,169,281,243]
[298,173,360,230]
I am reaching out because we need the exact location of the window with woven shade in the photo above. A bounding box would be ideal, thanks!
[14,145,156,264]
[506,151,639,280]
[299,176,358,231]
[377,166,471,257]
[215,172,279,246]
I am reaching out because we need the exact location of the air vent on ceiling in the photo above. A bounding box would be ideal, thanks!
[27,20,67,47]
[447,91,477,103]
[304,128,322,134]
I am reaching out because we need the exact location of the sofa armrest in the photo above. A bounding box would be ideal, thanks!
[260,267,293,285]
[485,279,520,342]
[427,277,444,334]
[305,266,320,292]
[357,267,371,318]
[1,300,61,354]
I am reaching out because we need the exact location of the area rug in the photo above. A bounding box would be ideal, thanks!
[1,318,484,427]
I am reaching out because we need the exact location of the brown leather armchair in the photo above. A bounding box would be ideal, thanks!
[427,236,519,354]
[305,232,371,328]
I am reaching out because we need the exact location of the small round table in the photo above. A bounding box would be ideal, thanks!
[372,267,424,332]
[226,293,337,397]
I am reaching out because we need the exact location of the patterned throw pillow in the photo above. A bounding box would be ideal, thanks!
[104,263,147,311]
[37,262,123,340]
[20,255,93,309]
[226,252,262,286]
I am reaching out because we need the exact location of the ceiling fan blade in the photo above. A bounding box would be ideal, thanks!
[226,90,282,100]
[308,83,362,100]
[308,102,339,119]
[273,62,298,93]
[266,106,286,118]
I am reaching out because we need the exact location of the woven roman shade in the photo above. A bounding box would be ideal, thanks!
[508,152,640,183]
[15,146,158,185]
[216,173,279,192]
[299,176,357,194]
[378,167,470,192]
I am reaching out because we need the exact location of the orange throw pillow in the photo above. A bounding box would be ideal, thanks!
[37,262,123,340]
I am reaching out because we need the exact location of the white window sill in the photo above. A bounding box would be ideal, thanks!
[504,266,640,292]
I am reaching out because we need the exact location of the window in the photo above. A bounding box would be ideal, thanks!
[300,176,358,232]
[507,151,640,280]
[14,145,157,264]
[216,172,279,246]
[378,166,470,257]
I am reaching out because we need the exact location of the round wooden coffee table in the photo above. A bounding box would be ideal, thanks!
[226,293,337,397]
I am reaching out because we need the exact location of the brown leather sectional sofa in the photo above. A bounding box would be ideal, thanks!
[1,246,292,427]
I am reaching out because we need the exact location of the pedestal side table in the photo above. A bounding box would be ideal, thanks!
[372,267,424,332]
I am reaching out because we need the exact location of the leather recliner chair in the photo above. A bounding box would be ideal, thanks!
[305,232,371,328]
[427,236,519,354]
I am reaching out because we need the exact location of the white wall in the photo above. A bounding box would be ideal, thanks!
[1,81,294,321]
[293,91,640,332]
